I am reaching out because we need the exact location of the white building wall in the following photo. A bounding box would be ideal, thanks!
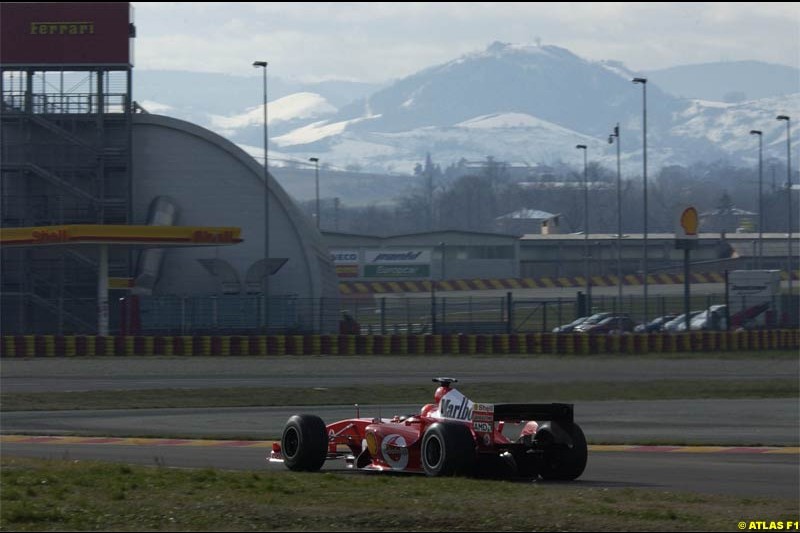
[132,114,337,326]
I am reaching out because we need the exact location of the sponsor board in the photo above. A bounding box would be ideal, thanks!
[330,250,359,263]
[365,249,431,264]
[0,2,132,65]
[364,265,430,278]
[335,265,359,278]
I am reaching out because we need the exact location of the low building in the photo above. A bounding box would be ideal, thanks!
[323,230,520,282]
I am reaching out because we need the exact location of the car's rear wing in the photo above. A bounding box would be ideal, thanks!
[471,402,574,446]
[490,403,574,425]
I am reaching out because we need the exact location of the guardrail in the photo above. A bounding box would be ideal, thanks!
[2,330,797,357]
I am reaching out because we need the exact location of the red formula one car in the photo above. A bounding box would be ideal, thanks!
[269,378,587,480]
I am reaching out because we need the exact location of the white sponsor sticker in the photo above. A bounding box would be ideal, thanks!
[380,434,409,470]
[473,422,492,433]
[432,389,474,422]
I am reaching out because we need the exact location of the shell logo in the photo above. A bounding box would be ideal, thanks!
[680,207,699,236]
[366,432,378,457]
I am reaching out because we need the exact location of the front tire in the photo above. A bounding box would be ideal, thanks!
[537,422,587,481]
[281,414,328,472]
[421,422,475,476]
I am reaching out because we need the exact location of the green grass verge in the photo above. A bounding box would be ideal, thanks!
[2,379,797,412]
[2,456,797,532]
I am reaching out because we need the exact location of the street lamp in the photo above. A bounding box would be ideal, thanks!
[253,60,270,331]
[776,115,793,300]
[749,129,763,268]
[576,144,591,313]
[309,157,320,229]
[632,76,649,321]
[609,124,623,314]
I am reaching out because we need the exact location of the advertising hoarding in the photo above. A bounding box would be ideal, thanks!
[0,3,133,66]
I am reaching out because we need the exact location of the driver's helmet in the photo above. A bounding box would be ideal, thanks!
[434,385,449,404]
[420,403,436,416]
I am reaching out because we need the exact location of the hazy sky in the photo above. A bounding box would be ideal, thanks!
[132,2,800,82]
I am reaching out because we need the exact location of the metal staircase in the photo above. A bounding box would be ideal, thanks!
[1,68,133,334]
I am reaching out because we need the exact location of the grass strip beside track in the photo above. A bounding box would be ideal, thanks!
[2,379,797,411]
[2,456,797,532]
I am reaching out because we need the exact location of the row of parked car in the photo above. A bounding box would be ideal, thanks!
[553,306,729,334]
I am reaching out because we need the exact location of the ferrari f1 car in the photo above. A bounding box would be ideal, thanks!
[269,378,587,480]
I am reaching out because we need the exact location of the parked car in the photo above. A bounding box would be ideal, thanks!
[567,312,615,333]
[572,312,619,333]
[663,311,703,332]
[689,304,728,331]
[578,316,637,334]
[552,316,588,333]
[634,314,678,333]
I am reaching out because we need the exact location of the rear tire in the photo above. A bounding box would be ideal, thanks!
[281,414,328,472]
[421,422,475,476]
[537,422,587,481]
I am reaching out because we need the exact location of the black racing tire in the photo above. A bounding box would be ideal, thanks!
[537,422,588,481]
[421,422,475,477]
[281,414,328,472]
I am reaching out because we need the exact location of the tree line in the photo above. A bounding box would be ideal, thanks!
[300,154,797,237]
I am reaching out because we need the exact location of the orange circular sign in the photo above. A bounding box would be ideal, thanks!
[680,207,699,236]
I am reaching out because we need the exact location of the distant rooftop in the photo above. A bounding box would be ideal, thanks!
[496,208,557,220]
[700,207,757,217]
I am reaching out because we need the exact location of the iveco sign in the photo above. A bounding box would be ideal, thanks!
[330,250,359,263]
[365,250,430,264]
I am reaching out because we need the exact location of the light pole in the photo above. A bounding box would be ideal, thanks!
[750,129,763,268]
[776,115,793,301]
[609,124,623,314]
[309,157,320,229]
[632,77,649,321]
[576,144,591,314]
[253,60,270,331]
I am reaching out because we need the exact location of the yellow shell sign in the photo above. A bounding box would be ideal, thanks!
[678,207,699,238]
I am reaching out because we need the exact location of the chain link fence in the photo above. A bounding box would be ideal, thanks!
[113,292,795,336]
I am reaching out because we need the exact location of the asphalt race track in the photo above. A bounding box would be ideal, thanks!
[1,355,798,502]
[2,399,798,445]
[2,355,797,392]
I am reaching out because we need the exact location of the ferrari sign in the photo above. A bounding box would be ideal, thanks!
[0,3,133,66]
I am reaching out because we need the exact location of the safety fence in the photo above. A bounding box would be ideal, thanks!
[119,293,795,336]
[2,329,798,357]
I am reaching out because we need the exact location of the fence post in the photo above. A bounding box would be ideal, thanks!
[180,296,187,335]
[212,296,218,333]
[380,297,386,335]
[557,297,562,327]
[506,292,513,334]
[542,301,548,333]
[318,297,323,334]
[430,285,437,334]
